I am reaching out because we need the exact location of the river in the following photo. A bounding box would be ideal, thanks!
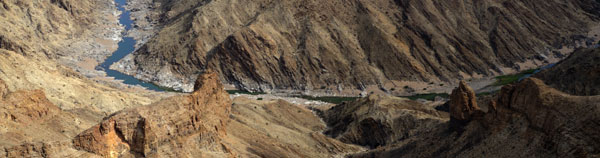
[97,0,164,91]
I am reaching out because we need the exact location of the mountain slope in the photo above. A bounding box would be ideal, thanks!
[72,71,362,158]
[320,95,448,148]
[0,1,166,157]
[344,78,600,157]
[535,47,600,96]
[117,0,600,93]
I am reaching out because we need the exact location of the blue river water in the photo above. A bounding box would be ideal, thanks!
[518,63,557,81]
[97,0,164,91]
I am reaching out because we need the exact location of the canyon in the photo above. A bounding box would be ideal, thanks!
[0,0,599,158]
[114,0,600,95]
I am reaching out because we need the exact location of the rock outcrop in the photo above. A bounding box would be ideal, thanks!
[0,142,87,158]
[349,78,600,157]
[73,71,233,157]
[118,0,600,93]
[535,47,600,96]
[0,80,103,158]
[0,89,59,124]
[488,78,600,157]
[0,0,105,56]
[321,95,448,148]
[449,81,481,121]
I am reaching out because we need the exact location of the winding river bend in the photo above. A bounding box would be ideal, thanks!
[98,0,164,91]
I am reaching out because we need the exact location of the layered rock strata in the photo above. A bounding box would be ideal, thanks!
[117,0,600,93]
[535,48,600,96]
[73,71,233,157]
[350,78,600,157]
[322,94,448,148]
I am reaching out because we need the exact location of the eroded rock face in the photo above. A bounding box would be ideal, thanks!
[73,71,233,157]
[449,81,481,121]
[121,0,600,93]
[350,78,600,157]
[535,48,600,96]
[1,142,74,158]
[0,0,105,56]
[0,80,98,158]
[0,89,59,124]
[490,78,600,156]
[322,94,448,148]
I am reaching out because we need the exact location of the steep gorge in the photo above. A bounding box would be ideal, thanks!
[0,0,167,157]
[319,49,600,157]
[117,0,600,94]
[1,0,600,157]
[73,71,233,157]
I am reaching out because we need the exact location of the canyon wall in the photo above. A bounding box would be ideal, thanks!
[118,0,600,93]
[535,47,600,96]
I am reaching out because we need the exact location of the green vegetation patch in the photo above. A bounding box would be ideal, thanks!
[492,69,536,86]
[297,95,360,104]
[226,90,267,95]
[152,83,181,92]
[401,93,449,101]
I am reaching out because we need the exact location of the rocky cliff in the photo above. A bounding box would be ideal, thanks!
[348,78,600,157]
[0,0,161,113]
[2,0,600,157]
[117,0,600,93]
[535,47,600,96]
[70,70,364,158]
[73,71,233,157]
[0,78,102,158]
[0,0,167,157]
[321,94,448,148]
[0,0,113,58]
[449,80,482,122]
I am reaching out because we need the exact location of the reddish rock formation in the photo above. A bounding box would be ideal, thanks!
[73,71,233,157]
[449,81,481,121]
[0,89,59,124]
